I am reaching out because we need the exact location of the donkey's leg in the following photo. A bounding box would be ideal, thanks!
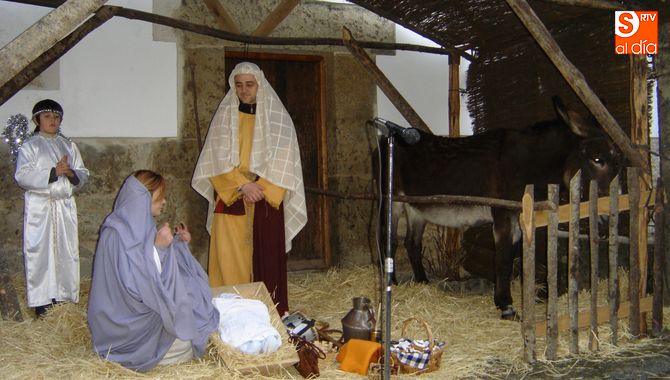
[492,210,518,319]
[404,205,429,283]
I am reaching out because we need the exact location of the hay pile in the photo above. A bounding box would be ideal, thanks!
[1,266,668,379]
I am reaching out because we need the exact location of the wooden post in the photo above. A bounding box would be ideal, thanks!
[505,0,650,173]
[342,26,432,133]
[658,22,670,307]
[609,176,620,345]
[630,54,651,335]
[652,178,665,336]
[110,6,474,58]
[588,180,600,351]
[0,0,108,90]
[317,61,331,268]
[628,167,641,338]
[253,0,300,37]
[446,53,464,265]
[448,54,460,136]
[0,6,116,107]
[629,55,652,188]
[546,184,560,359]
[521,185,536,363]
[568,171,581,354]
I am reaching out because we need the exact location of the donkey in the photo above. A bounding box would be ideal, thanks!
[377,96,621,319]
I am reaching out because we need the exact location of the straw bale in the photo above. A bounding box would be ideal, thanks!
[1,266,669,379]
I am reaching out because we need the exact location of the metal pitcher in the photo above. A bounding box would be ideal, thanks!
[341,296,376,343]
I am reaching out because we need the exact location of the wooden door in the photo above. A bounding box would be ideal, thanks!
[225,52,330,270]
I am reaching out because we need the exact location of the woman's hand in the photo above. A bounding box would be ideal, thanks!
[174,222,191,244]
[155,223,173,249]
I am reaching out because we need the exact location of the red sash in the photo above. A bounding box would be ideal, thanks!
[214,198,245,215]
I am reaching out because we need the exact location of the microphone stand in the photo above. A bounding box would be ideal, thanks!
[383,134,395,380]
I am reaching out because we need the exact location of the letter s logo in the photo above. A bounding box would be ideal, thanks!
[615,11,639,38]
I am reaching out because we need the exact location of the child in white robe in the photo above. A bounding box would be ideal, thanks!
[14,99,89,318]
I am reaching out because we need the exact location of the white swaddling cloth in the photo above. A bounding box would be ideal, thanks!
[212,293,282,355]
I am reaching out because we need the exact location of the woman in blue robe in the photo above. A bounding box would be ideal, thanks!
[87,170,219,371]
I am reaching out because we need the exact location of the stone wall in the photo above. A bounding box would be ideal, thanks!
[0,1,393,278]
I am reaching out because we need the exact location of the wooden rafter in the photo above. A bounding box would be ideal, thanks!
[342,26,432,133]
[3,2,473,59]
[0,7,115,106]
[253,0,300,37]
[506,0,650,173]
[0,0,108,90]
[203,0,239,34]
[123,6,472,59]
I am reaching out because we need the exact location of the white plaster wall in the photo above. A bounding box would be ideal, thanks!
[0,0,177,137]
[376,24,473,136]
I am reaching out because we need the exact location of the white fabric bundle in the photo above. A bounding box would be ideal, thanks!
[212,293,282,355]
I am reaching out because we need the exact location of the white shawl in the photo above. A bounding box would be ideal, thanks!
[191,62,307,252]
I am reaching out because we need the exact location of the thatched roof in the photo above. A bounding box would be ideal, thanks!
[349,0,664,134]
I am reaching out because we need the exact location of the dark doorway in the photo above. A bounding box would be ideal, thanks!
[225,52,330,271]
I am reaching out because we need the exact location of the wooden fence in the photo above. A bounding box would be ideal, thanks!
[519,167,665,363]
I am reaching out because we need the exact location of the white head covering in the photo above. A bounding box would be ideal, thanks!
[191,62,307,252]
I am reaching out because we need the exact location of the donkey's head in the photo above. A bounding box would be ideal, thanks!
[555,96,622,195]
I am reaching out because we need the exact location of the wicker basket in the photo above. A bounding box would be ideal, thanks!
[390,318,443,375]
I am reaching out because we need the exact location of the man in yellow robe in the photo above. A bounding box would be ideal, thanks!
[192,62,307,315]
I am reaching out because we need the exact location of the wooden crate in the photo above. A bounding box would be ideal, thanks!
[209,282,299,376]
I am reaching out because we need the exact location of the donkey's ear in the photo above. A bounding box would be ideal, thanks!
[553,96,591,137]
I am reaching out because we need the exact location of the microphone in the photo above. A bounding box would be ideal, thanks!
[372,117,421,145]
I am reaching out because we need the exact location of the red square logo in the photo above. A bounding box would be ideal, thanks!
[615,11,658,54]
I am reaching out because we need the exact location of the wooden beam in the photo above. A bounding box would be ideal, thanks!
[203,0,239,34]
[253,0,300,37]
[448,55,460,137]
[342,26,432,133]
[0,7,116,107]
[588,181,600,351]
[630,54,651,334]
[112,6,474,60]
[535,296,653,337]
[534,190,655,227]
[628,168,642,337]
[567,172,581,354]
[6,2,474,60]
[521,186,537,363]
[545,184,560,359]
[506,0,650,173]
[608,177,620,345]
[652,178,665,336]
[0,0,108,90]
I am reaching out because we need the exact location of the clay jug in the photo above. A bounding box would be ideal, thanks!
[341,296,375,343]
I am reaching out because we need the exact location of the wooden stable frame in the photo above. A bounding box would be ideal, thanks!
[519,168,665,363]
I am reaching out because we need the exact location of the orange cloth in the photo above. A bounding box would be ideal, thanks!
[336,339,382,375]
